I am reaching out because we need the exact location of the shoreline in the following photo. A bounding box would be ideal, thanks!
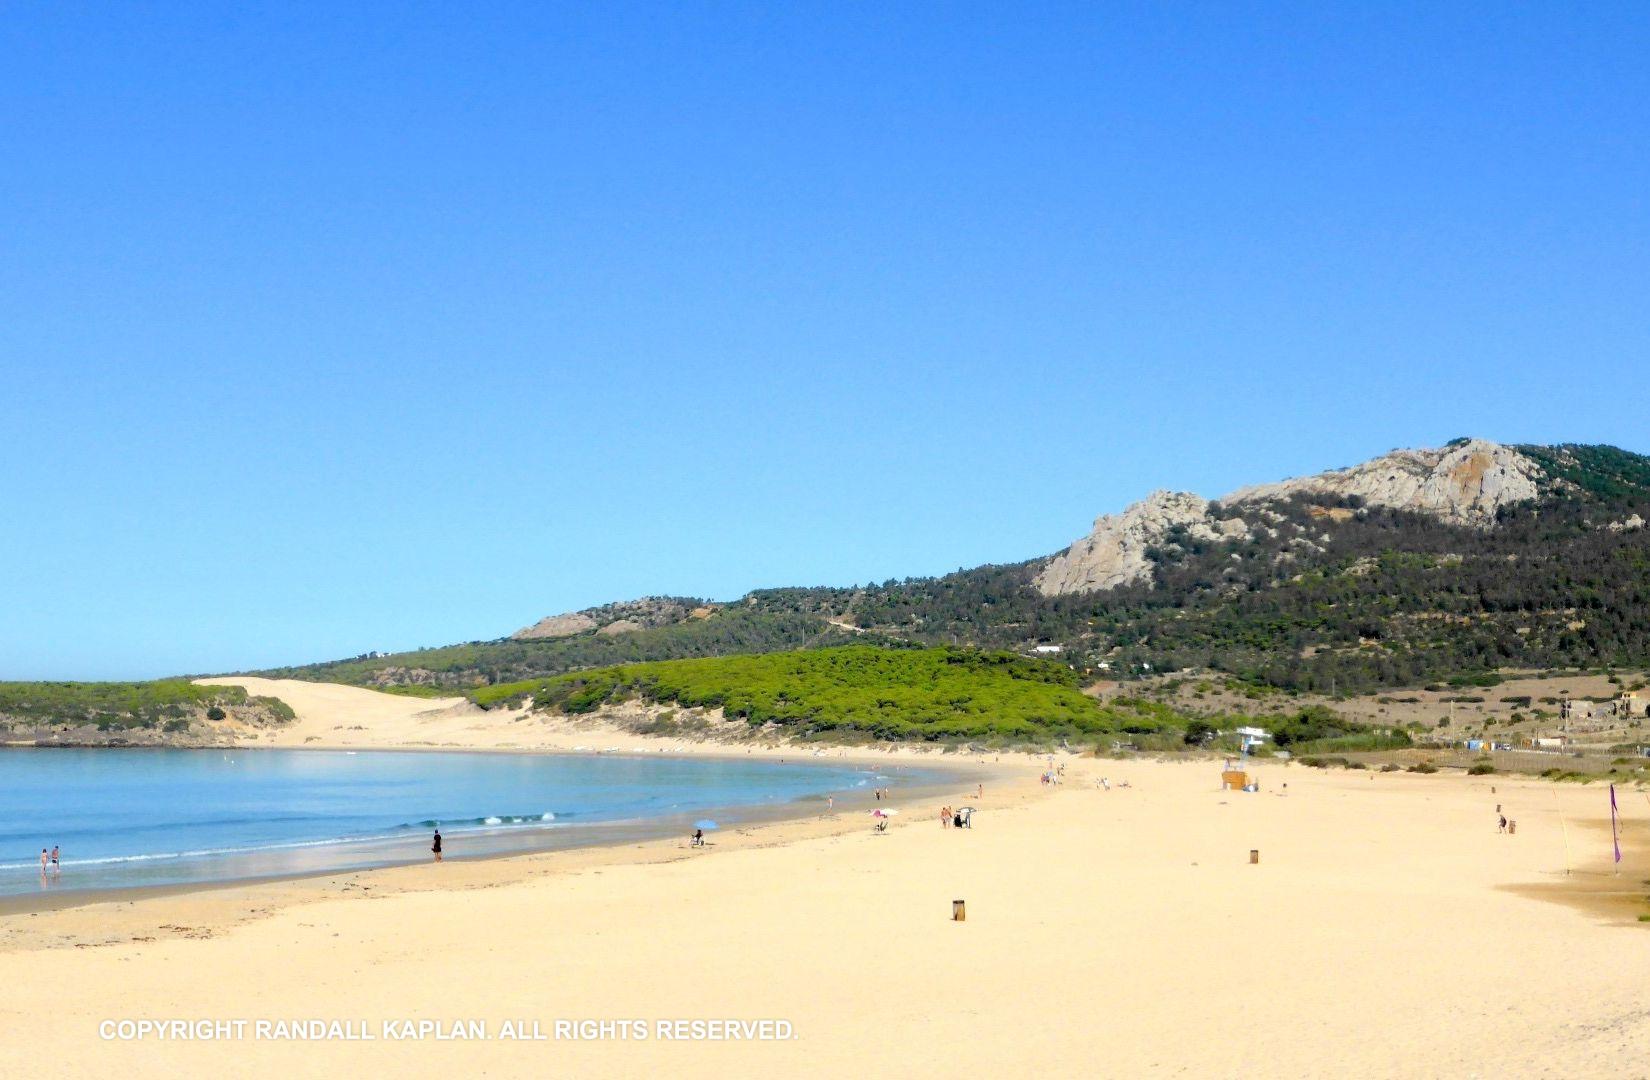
[4,754,1649,1075]
[0,749,1015,940]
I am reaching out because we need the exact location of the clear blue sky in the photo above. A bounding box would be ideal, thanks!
[3,3,1646,679]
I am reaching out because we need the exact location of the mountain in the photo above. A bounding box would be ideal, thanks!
[258,439,1650,696]
[1034,439,1545,595]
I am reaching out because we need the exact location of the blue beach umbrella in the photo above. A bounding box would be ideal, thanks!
[694,819,718,831]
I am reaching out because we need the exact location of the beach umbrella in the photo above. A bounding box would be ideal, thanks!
[695,819,718,830]
[871,809,889,818]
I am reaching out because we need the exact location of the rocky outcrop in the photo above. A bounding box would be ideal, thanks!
[1033,491,1246,595]
[1224,439,1541,526]
[511,597,712,641]
[513,612,599,640]
[1035,440,1547,597]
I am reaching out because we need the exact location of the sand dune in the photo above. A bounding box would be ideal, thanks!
[193,676,686,754]
[192,677,873,757]
[3,755,1648,1077]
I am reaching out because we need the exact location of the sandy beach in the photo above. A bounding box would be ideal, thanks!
[3,722,1648,1078]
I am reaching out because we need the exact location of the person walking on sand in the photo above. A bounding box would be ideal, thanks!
[432,829,443,862]
[941,805,950,829]
[1498,815,1507,834]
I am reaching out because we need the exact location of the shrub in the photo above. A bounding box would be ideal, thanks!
[1183,720,1217,746]
[1407,762,1439,774]
[1468,761,1496,775]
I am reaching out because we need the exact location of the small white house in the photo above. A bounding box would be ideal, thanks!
[1031,645,1063,655]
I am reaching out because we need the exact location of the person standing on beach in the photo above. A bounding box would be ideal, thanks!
[432,829,443,862]
[50,845,59,871]
[39,849,48,873]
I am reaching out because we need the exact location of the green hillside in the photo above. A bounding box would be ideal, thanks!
[258,442,1650,697]
[471,645,1155,743]
[260,607,856,694]
[0,680,294,732]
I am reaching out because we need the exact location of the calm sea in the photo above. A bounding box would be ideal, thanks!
[0,748,912,897]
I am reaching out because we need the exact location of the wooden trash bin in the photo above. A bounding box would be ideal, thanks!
[953,899,966,922]
[1250,849,1260,864]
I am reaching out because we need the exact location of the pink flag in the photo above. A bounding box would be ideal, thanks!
[1611,784,1622,865]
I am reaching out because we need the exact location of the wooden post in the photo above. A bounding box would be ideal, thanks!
[952,899,966,921]
[1249,849,1260,864]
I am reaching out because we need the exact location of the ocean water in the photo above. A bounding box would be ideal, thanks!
[0,748,911,897]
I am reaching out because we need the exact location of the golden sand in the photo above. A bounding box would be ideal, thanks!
[3,730,1648,1078]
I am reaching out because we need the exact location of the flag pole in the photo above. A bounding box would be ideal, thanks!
[1610,784,1622,876]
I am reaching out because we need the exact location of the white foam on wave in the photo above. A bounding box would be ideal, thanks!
[0,832,385,871]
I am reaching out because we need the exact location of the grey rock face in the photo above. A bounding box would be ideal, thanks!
[1035,440,1544,597]
[1224,439,1540,526]
[1033,490,1237,595]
